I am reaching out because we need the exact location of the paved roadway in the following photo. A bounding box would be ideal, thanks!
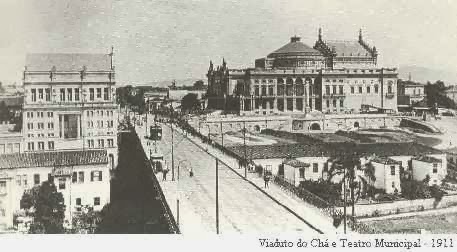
[136,117,322,235]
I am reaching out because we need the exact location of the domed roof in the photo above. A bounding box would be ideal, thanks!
[268,36,322,58]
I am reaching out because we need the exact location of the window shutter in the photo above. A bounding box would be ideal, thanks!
[99,171,103,181]
[91,171,94,182]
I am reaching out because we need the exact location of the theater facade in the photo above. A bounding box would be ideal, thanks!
[207,29,398,116]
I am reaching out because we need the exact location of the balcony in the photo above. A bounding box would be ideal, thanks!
[385,92,395,99]
[322,93,346,99]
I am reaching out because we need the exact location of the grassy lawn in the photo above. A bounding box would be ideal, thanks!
[365,214,457,233]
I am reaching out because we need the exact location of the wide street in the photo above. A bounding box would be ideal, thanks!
[135,115,324,234]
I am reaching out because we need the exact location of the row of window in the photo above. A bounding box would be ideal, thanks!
[86,110,114,118]
[27,133,55,138]
[0,143,21,154]
[27,141,54,151]
[324,85,394,95]
[30,87,111,102]
[325,99,344,108]
[87,120,115,129]
[71,171,103,184]
[75,197,101,208]
[87,138,115,148]
[13,172,104,190]
[26,111,53,118]
[27,122,54,130]
[298,163,323,178]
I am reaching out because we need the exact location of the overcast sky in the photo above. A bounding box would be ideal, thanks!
[0,0,456,85]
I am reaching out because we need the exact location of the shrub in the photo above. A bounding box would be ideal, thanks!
[418,205,425,211]
[396,208,401,214]
[372,210,380,217]
[299,180,342,205]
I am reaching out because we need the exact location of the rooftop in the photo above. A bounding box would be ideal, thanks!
[413,155,442,163]
[446,147,457,154]
[268,36,323,58]
[371,157,401,165]
[226,141,442,161]
[284,159,310,168]
[25,53,112,72]
[0,150,108,169]
[324,40,372,57]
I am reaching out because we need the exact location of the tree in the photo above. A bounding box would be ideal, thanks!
[193,80,205,90]
[424,80,456,110]
[20,181,66,233]
[181,93,200,113]
[327,151,362,219]
[72,205,101,234]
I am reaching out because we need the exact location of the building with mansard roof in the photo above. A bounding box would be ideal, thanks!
[207,28,398,116]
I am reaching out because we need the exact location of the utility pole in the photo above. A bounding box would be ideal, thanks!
[216,158,219,234]
[146,98,149,137]
[220,121,224,147]
[171,122,175,181]
[343,163,347,234]
[243,120,247,178]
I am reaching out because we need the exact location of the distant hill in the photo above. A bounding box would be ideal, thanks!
[130,78,206,88]
[398,65,457,85]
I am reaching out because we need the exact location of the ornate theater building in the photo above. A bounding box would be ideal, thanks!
[207,29,398,115]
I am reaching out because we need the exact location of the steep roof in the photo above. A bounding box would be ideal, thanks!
[284,159,310,168]
[226,142,442,161]
[413,155,442,163]
[0,150,108,169]
[25,53,112,71]
[268,37,322,57]
[372,157,401,165]
[324,40,371,57]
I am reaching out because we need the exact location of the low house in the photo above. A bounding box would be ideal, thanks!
[226,139,446,193]
[0,150,111,230]
[370,157,402,194]
[283,159,310,186]
[412,155,446,186]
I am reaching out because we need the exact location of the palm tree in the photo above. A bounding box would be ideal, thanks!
[328,151,361,223]
[359,160,376,198]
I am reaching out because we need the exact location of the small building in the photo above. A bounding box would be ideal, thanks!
[412,155,446,186]
[0,150,111,231]
[0,132,23,155]
[144,87,168,111]
[371,157,402,194]
[283,159,310,186]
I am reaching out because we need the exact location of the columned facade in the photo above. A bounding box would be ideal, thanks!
[207,29,398,115]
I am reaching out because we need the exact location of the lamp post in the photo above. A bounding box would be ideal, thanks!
[243,121,247,178]
[216,158,219,234]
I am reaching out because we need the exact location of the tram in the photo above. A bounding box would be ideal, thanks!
[149,125,162,141]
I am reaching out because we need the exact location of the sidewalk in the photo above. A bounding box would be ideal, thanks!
[172,125,342,234]
[359,205,457,222]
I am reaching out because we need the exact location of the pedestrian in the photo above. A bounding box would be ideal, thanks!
[189,168,194,177]
[264,172,271,189]
[163,167,169,181]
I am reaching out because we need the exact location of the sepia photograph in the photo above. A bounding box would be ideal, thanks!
[1,0,457,241]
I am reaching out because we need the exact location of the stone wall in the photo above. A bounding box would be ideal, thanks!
[337,194,457,218]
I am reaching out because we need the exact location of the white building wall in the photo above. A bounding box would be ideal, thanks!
[1,163,110,228]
